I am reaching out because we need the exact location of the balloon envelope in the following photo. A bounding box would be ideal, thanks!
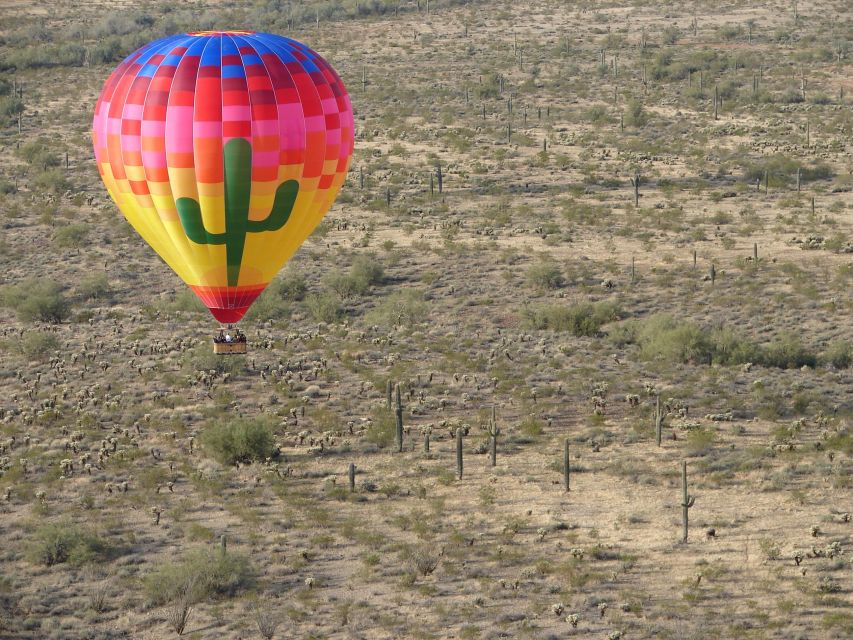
[93,31,353,322]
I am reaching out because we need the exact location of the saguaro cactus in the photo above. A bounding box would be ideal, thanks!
[630,173,640,206]
[348,462,356,492]
[563,438,570,492]
[386,379,393,410]
[654,395,666,446]
[456,427,464,479]
[395,383,404,452]
[176,138,298,287]
[487,406,499,467]
[681,461,695,542]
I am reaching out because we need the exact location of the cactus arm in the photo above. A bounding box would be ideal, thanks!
[247,179,299,232]
[176,197,226,245]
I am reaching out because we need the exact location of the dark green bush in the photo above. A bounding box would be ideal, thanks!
[144,548,255,606]
[26,522,115,566]
[526,260,564,290]
[0,278,71,323]
[365,290,428,328]
[53,224,89,249]
[305,292,344,323]
[365,407,396,447]
[20,332,59,359]
[523,301,623,336]
[17,138,61,169]
[200,418,276,465]
[77,273,112,301]
[822,340,852,369]
[610,314,818,369]
[761,334,817,369]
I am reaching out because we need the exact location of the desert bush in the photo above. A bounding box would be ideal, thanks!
[0,278,71,323]
[144,548,255,606]
[822,340,852,369]
[54,224,89,248]
[304,291,344,323]
[278,268,307,301]
[0,96,24,126]
[523,300,622,336]
[662,26,681,44]
[526,260,564,290]
[761,334,817,369]
[26,522,115,567]
[685,429,715,456]
[365,406,396,447]
[200,418,276,465]
[20,332,59,359]
[624,99,648,126]
[17,138,61,169]
[634,314,714,364]
[33,169,71,194]
[364,289,428,328]
[742,156,834,185]
[610,315,816,369]
[77,273,112,301]
[324,254,384,298]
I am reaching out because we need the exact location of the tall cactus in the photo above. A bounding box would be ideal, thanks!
[176,138,299,287]
[395,383,404,452]
[487,406,499,467]
[654,394,666,446]
[563,438,570,492]
[681,461,695,542]
[456,426,464,479]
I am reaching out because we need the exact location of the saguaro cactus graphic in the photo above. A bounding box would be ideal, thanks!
[176,138,299,286]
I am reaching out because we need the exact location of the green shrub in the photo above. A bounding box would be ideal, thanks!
[761,334,817,369]
[0,278,71,323]
[20,332,59,359]
[200,418,276,465]
[624,99,648,127]
[323,255,384,299]
[17,138,61,169]
[635,314,714,364]
[26,522,116,567]
[350,254,384,290]
[144,548,255,606]
[822,340,852,369]
[365,289,428,328]
[305,292,343,323]
[278,268,307,301]
[611,315,818,369]
[365,407,396,447]
[685,429,715,456]
[526,260,564,290]
[77,273,112,301]
[0,96,24,126]
[54,224,89,248]
[523,301,622,336]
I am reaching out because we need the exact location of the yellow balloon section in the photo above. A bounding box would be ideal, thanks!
[93,31,353,322]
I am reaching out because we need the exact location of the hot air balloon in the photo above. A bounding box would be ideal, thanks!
[92,31,354,343]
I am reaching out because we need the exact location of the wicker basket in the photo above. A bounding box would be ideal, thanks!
[213,341,247,355]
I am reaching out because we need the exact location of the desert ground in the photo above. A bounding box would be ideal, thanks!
[0,0,850,638]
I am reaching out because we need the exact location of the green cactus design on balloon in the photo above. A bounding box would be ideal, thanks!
[176,138,299,287]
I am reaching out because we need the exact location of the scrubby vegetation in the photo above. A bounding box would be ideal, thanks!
[0,0,849,638]
[200,418,277,465]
